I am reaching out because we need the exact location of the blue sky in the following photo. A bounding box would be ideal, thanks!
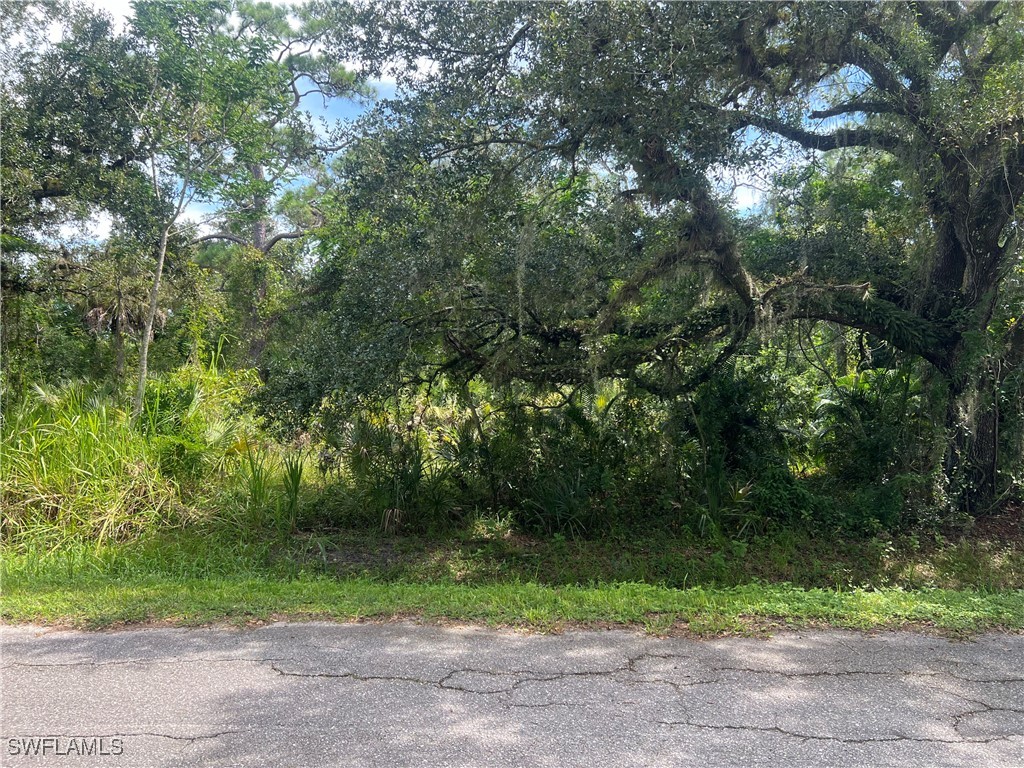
[68,0,761,241]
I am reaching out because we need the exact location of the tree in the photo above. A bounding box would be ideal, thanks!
[1,3,160,392]
[2,5,153,253]
[189,0,364,363]
[122,0,335,417]
[310,0,1024,512]
[3,0,363,394]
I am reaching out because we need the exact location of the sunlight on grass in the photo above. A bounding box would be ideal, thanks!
[3,559,1022,634]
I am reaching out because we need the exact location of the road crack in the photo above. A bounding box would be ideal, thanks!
[654,719,1019,744]
[1,657,287,670]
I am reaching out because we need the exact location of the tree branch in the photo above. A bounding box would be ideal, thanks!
[809,100,903,120]
[193,232,248,247]
[194,229,312,253]
[728,110,901,152]
[766,278,960,373]
[262,230,307,252]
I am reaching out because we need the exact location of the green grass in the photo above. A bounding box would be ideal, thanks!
[2,531,1022,635]
[295,528,1024,592]
[2,382,185,542]
[1,374,300,545]
[4,573,1022,635]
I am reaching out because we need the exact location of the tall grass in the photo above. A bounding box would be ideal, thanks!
[1,366,306,548]
[2,382,185,544]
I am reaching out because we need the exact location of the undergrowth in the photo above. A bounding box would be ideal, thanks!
[2,363,1021,633]
[1,365,310,548]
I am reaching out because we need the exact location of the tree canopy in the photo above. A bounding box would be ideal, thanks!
[3,0,1022,521]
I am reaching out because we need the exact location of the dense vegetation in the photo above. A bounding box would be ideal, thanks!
[2,1,1023,628]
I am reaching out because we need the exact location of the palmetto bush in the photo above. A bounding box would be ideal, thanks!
[314,406,462,533]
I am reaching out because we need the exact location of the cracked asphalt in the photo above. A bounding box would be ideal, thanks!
[1,623,1023,767]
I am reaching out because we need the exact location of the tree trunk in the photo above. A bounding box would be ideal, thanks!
[831,322,848,377]
[132,226,170,421]
[941,313,1021,515]
[246,163,270,364]
[112,277,126,383]
[113,314,125,383]
[945,373,999,515]
[251,163,268,253]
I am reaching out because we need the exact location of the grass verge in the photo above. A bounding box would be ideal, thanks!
[2,533,1022,635]
[4,577,1022,635]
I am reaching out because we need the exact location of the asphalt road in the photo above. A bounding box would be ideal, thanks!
[2,622,1023,767]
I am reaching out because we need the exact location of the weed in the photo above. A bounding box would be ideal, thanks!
[279,453,305,535]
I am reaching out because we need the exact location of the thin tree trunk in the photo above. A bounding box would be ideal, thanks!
[132,226,170,421]
[250,163,268,252]
[246,163,270,363]
[112,273,126,383]
[462,383,500,515]
[113,315,125,383]
[831,323,848,377]
[946,374,998,514]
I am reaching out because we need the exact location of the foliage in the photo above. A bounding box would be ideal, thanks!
[0,364,284,546]
[297,0,1024,513]
[3,1,1023,581]
[2,381,185,543]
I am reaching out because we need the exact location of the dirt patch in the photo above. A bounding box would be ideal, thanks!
[322,539,406,572]
[967,501,1024,544]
